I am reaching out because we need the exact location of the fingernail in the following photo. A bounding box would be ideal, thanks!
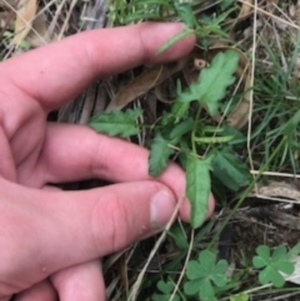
[151,190,175,228]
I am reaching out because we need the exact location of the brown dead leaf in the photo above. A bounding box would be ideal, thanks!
[11,0,37,45]
[106,58,190,112]
[256,181,300,202]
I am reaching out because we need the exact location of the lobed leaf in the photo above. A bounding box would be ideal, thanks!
[148,133,174,177]
[179,50,239,115]
[185,156,212,228]
[89,108,142,138]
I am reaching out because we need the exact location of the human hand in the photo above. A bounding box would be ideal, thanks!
[0,22,214,301]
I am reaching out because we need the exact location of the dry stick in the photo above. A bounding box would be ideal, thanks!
[246,0,257,193]
[250,170,300,178]
[128,196,185,301]
[58,0,79,40]
[47,0,68,39]
[169,229,194,301]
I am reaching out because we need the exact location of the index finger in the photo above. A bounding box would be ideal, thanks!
[0,22,195,112]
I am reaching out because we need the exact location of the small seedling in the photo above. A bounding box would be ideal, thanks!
[151,280,180,301]
[184,249,229,301]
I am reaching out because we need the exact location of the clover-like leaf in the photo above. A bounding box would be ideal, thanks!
[253,244,295,288]
[152,280,180,301]
[184,249,229,300]
[199,278,214,301]
[89,108,142,138]
[211,260,229,287]
[186,260,205,280]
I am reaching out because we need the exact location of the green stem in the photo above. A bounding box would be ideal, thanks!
[208,135,287,249]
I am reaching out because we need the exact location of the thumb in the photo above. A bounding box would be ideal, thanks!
[0,179,176,297]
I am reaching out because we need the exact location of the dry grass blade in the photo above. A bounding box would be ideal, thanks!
[11,0,37,45]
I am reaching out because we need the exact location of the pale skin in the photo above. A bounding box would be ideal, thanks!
[0,22,215,301]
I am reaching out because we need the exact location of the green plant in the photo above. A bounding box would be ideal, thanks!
[252,245,295,288]
[184,249,229,301]
[90,49,251,229]
[151,280,181,301]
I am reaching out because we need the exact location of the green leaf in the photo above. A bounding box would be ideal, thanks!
[273,260,294,274]
[157,280,173,294]
[256,245,271,261]
[185,249,229,299]
[169,118,194,141]
[186,260,205,280]
[184,279,201,296]
[199,250,216,273]
[199,279,215,301]
[169,222,189,250]
[211,260,229,287]
[253,244,296,287]
[179,50,239,115]
[89,108,142,138]
[174,2,196,28]
[253,256,267,269]
[211,147,251,191]
[186,156,212,228]
[148,133,175,177]
[272,245,287,261]
[170,98,190,123]
[259,267,285,288]
[222,124,247,146]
